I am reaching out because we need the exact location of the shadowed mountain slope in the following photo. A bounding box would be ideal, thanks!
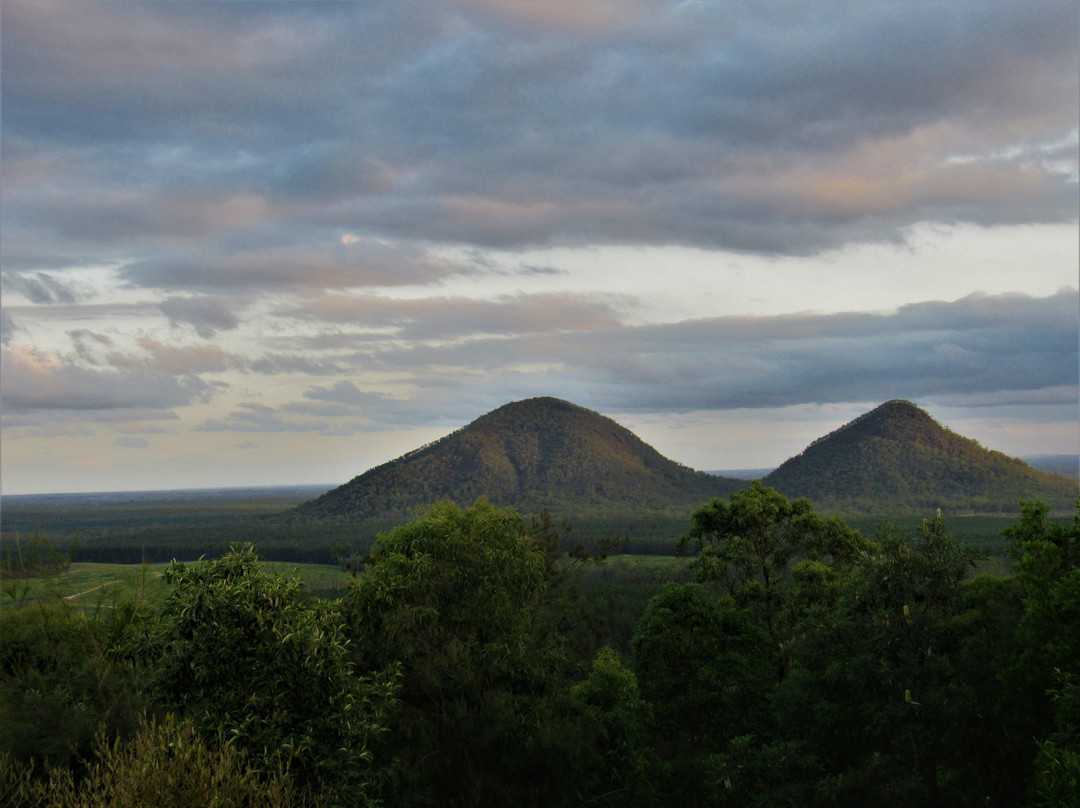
[298,397,744,522]
[762,400,1079,513]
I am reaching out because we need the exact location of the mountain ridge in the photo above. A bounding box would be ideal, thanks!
[298,397,743,522]
[299,397,1078,523]
[762,399,1077,512]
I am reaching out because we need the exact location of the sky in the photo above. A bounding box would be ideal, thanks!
[1,0,1078,496]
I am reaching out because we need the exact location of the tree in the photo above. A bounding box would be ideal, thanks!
[677,481,870,679]
[630,582,772,806]
[0,715,317,808]
[343,500,571,808]
[825,514,981,807]
[569,647,652,807]
[0,583,147,771]
[1003,499,1080,805]
[145,545,393,806]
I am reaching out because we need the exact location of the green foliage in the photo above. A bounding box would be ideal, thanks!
[0,714,317,808]
[1031,670,1080,808]
[344,499,572,807]
[818,514,982,806]
[1003,498,1080,804]
[632,583,770,751]
[0,587,147,769]
[4,495,1079,807]
[678,481,871,677]
[568,647,652,806]
[630,583,772,805]
[145,545,395,805]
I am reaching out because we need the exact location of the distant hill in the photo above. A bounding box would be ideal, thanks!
[298,397,743,525]
[1023,455,1080,483]
[706,467,775,480]
[762,400,1079,513]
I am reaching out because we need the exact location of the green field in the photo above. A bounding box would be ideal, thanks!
[0,560,356,612]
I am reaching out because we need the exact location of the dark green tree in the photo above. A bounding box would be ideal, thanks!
[677,481,870,679]
[0,589,146,770]
[630,582,771,806]
[1003,499,1080,805]
[343,499,574,808]
[568,647,652,807]
[823,514,981,807]
[145,545,394,806]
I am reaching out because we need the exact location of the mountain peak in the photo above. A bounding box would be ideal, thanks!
[764,401,1077,512]
[298,397,741,523]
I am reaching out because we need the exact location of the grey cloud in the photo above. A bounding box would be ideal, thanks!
[113,423,172,435]
[281,291,630,339]
[303,381,390,407]
[160,296,240,338]
[932,386,1079,408]
[1,271,85,304]
[114,436,150,449]
[1,344,203,414]
[0,310,18,346]
[298,381,470,430]
[197,402,332,434]
[68,329,115,364]
[339,289,1077,421]
[107,338,245,376]
[3,422,97,439]
[280,400,356,417]
[3,0,1075,270]
[519,265,565,276]
[2,408,181,432]
[121,240,470,292]
[249,354,346,376]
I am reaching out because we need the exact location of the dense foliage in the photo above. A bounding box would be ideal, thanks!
[2,492,1077,806]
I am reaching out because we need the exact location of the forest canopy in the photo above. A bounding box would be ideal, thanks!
[1,491,1078,807]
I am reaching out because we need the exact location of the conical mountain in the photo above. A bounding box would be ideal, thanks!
[763,400,1079,513]
[299,397,742,522]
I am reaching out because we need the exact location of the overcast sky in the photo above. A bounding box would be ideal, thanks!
[2,0,1077,495]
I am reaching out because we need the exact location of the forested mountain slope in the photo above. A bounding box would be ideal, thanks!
[298,397,743,521]
[763,400,1078,513]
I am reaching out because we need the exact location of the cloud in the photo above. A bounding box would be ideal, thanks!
[336,289,1078,420]
[249,354,346,376]
[4,0,1075,276]
[159,296,240,337]
[1,271,86,304]
[0,310,19,346]
[112,422,172,435]
[280,291,630,339]
[451,0,663,34]
[106,338,244,375]
[302,380,391,407]
[280,400,356,417]
[1,344,209,414]
[197,402,333,434]
[120,240,472,292]
[114,436,149,449]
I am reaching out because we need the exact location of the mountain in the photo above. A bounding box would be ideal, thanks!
[298,397,743,523]
[762,400,1079,513]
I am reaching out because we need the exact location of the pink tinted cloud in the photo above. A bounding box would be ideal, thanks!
[107,338,243,375]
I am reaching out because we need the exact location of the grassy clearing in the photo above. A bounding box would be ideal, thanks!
[0,561,355,612]
[1,563,169,612]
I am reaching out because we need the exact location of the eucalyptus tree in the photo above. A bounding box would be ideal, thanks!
[677,481,871,680]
